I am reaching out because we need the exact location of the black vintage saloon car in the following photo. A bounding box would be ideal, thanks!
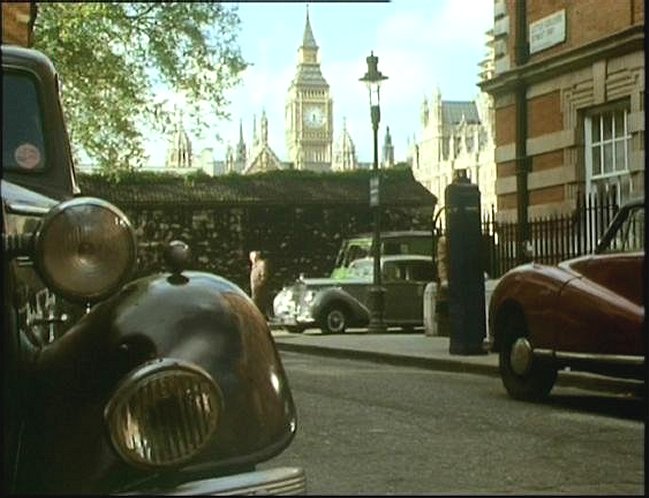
[2,45,305,495]
[273,254,436,334]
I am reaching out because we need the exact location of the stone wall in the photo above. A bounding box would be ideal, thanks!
[126,203,434,297]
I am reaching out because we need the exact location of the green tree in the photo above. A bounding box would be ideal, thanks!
[32,2,247,174]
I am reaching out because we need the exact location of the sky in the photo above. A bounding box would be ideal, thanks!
[147,0,494,166]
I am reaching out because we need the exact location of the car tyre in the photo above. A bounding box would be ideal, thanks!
[499,309,557,402]
[285,325,304,334]
[320,305,348,334]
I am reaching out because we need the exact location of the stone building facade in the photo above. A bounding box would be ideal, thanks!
[411,87,497,216]
[165,108,193,170]
[242,110,283,174]
[284,8,334,172]
[409,28,497,217]
[166,8,386,176]
[480,0,645,221]
[331,118,358,171]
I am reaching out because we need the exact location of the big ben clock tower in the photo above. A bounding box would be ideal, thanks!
[285,8,333,172]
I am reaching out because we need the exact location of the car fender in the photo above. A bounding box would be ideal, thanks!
[489,263,577,351]
[19,270,297,494]
[311,286,369,323]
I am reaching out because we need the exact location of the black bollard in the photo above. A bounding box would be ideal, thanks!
[444,172,487,355]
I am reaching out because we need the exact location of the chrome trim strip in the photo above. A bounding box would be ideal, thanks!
[6,202,50,215]
[118,467,306,496]
[534,348,644,366]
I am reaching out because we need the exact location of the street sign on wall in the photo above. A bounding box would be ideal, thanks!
[529,9,566,54]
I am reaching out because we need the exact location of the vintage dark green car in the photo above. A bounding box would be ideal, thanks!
[330,230,433,279]
[2,45,305,495]
[273,254,435,334]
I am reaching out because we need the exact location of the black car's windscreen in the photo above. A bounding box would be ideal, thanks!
[336,236,432,269]
[384,237,432,257]
[2,71,47,172]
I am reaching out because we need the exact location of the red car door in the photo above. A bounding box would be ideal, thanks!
[555,254,644,355]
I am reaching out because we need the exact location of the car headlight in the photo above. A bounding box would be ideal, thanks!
[274,289,290,304]
[303,290,316,304]
[33,197,136,303]
[273,289,293,311]
[105,358,222,469]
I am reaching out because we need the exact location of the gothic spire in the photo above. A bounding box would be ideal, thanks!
[236,118,246,165]
[302,5,317,48]
[165,105,192,169]
[384,126,393,146]
[261,109,268,144]
[382,126,394,168]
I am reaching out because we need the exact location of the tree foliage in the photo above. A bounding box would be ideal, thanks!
[32,2,247,174]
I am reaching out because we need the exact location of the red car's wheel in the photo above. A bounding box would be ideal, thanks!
[498,309,557,401]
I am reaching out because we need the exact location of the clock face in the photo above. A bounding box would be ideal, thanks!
[303,105,325,128]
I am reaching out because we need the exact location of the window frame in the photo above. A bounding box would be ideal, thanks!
[583,100,632,206]
[2,69,49,173]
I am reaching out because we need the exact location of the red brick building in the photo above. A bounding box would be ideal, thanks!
[480,0,644,223]
[1,2,36,47]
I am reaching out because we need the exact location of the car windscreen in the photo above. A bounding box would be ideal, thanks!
[603,205,645,254]
[348,259,373,279]
[341,242,371,267]
[2,71,47,173]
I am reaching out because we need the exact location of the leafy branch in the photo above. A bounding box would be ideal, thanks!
[32,2,248,174]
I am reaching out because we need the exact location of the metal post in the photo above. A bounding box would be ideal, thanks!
[515,0,530,265]
[368,105,386,334]
[360,51,388,334]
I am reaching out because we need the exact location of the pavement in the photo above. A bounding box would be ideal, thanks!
[271,327,645,397]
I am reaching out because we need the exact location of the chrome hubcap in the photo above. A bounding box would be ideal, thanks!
[510,337,533,375]
[328,311,344,332]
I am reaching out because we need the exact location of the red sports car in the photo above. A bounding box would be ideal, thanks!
[489,198,645,401]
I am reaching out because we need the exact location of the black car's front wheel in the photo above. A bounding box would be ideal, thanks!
[285,325,305,334]
[319,305,348,334]
[498,309,557,402]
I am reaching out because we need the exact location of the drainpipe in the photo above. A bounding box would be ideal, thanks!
[515,0,530,263]
[27,1,38,47]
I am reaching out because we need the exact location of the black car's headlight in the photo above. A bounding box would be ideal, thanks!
[33,197,136,303]
[303,290,316,304]
[105,358,222,469]
[273,289,294,311]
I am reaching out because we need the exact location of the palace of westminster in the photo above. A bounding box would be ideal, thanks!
[155,10,497,212]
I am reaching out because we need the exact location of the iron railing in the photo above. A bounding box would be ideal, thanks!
[435,191,620,278]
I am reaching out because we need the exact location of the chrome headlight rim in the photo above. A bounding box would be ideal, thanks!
[33,196,137,303]
[105,358,223,470]
[303,290,316,304]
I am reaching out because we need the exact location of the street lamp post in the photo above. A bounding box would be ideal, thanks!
[360,51,388,334]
